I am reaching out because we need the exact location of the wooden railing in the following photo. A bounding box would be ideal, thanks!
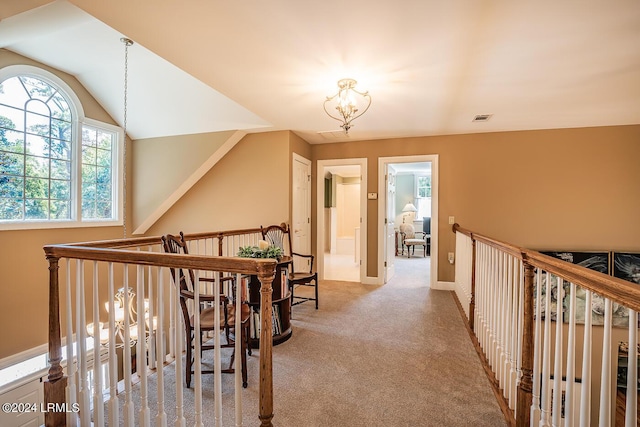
[453,224,640,427]
[43,227,277,426]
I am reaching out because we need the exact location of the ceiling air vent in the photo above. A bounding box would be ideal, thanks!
[472,114,493,122]
[317,130,348,140]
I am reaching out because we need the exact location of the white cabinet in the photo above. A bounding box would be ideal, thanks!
[0,378,44,427]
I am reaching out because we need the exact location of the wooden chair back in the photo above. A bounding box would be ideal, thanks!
[260,223,292,256]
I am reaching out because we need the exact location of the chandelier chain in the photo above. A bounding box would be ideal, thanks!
[121,37,133,238]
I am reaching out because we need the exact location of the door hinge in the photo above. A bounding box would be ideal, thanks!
[384,261,387,267]
[384,218,387,224]
[307,174,311,181]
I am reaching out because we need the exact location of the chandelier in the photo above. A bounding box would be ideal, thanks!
[86,287,157,347]
[323,78,371,135]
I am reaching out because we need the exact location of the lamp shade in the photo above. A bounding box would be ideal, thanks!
[402,203,418,212]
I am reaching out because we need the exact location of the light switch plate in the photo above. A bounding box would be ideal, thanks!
[448,216,455,225]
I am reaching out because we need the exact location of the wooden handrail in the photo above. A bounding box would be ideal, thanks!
[59,226,264,250]
[452,223,640,312]
[43,244,276,275]
[524,250,640,313]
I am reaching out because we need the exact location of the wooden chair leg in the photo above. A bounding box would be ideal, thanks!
[186,330,193,388]
[241,327,248,388]
[314,278,319,309]
[245,321,252,356]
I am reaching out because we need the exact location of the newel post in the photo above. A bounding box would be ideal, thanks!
[516,259,535,427]
[469,235,476,330]
[44,255,67,427]
[257,262,276,427]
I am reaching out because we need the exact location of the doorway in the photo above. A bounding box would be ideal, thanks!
[316,158,367,283]
[378,155,439,288]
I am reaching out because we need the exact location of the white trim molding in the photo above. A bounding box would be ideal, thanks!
[316,158,367,283]
[378,155,439,288]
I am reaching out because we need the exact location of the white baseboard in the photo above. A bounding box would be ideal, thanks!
[362,276,380,285]
[432,280,455,291]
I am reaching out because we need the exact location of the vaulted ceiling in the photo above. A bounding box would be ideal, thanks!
[2,0,639,144]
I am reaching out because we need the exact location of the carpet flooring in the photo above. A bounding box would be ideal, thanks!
[115,256,507,426]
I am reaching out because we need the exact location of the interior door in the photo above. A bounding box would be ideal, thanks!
[292,154,311,272]
[385,165,397,282]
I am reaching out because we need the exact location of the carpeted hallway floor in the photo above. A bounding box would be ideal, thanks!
[121,256,507,426]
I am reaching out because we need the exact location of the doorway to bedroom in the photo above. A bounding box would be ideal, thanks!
[379,155,438,288]
[316,158,367,283]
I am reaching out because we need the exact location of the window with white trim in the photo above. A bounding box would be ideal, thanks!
[0,67,122,229]
[415,174,432,220]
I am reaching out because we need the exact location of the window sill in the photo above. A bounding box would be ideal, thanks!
[0,219,122,232]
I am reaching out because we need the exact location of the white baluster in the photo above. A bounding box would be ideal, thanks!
[474,243,482,341]
[174,263,186,427]
[487,246,495,367]
[147,258,156,370]
[598,297,612,427]
[65,260,78,427]
[92,261,104,426]
[514,259,524,419]
[137,265,150,426]
[504,254,513,406]
[581,291,593,426]
[531,268,543,425]
[564,283,577,427]
[107,263,119,427]
[156,268,168,427]
[194,271,204,427]
[496,251,504,388]
[552,276,563,427]
[76,260,90,427]
[540,271,552,427]
[480,243,487,351]
[122,266,135,427]
[507,256,518,408]
[500,252,509,395]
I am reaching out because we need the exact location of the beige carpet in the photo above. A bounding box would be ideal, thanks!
[114,256,507,426]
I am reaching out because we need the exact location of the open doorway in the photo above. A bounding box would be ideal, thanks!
[316,158,367,283]
[378,155,439,288]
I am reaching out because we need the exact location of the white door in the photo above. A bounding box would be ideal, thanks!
[292,154,311,272]
[385,165,397,282]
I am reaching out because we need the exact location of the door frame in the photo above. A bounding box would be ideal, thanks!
[316,158,368,283]
[292,153,311,258]
[377,155,439,288]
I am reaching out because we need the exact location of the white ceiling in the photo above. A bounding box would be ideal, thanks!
[1,0,639,144]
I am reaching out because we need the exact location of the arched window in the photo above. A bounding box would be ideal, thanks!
[0,66,122,229]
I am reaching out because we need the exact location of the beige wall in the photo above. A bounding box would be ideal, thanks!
[146,131,292,236]
[0,50,128,359]
[311,125,640,281]
[132,130,236,230]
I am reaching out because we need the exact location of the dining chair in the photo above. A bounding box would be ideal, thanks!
[260,223,319,309]
[161,232,251,388]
